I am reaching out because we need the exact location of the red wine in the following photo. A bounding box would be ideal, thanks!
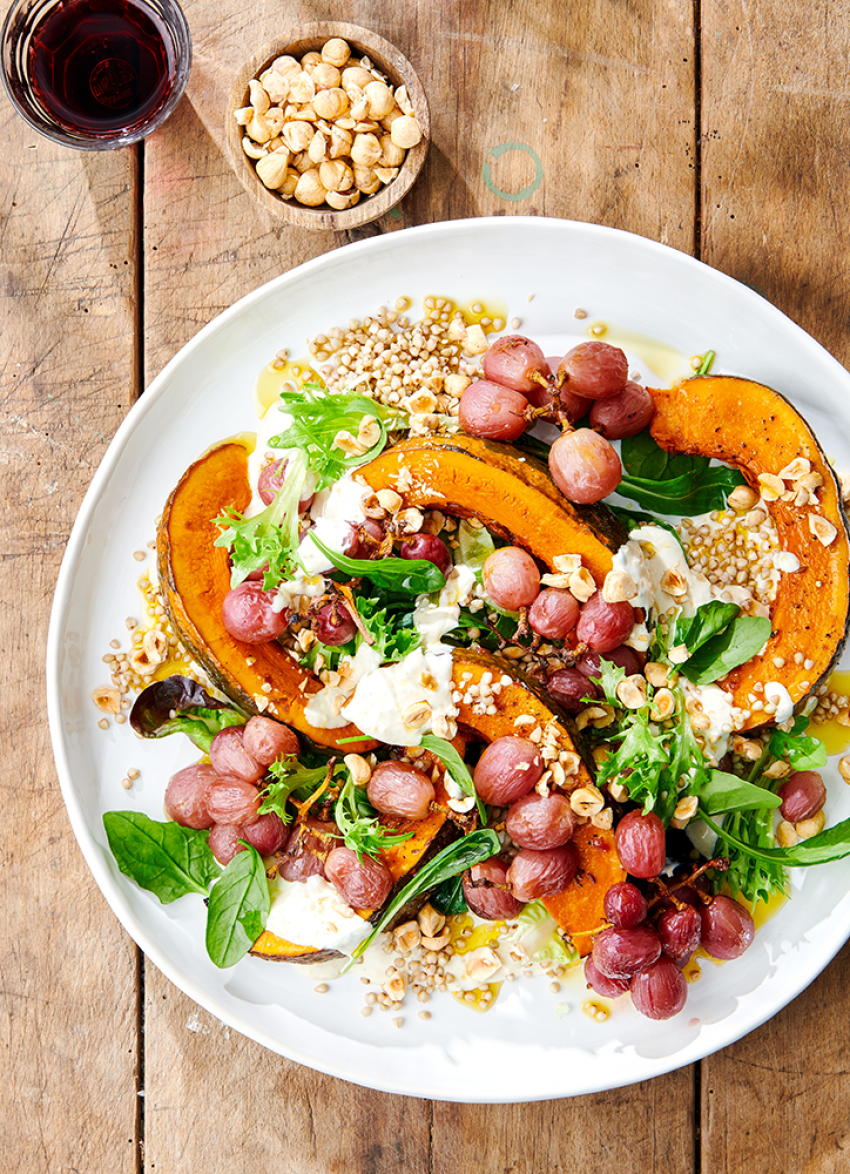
[28,0,177,135]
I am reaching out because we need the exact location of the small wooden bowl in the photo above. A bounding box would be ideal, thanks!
[226,22,430,231]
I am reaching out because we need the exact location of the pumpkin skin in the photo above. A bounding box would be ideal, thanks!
[649,376,850,730]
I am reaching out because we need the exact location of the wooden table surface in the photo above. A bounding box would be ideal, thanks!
[4,0,850,1169]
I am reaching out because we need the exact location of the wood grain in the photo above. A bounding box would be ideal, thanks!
[0,105,140,1170]
[700,2,850,1169]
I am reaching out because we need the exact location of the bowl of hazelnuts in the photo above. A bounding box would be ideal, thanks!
[226,22,430,230]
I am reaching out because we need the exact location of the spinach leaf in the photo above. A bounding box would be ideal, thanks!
[768,717,828,771]
[103,812,221,903]
[431,874,468,915]
[674,601,741,655]
[697,770,782,816]
[620,430,700,481]
[309,532,446,595]
[700,808,850,867]
[130,676,245,753]
[205,844,270,969]
[617,466,746,515]
[420,733,487,823]
[679,615,772,685]
[343,829,501,970]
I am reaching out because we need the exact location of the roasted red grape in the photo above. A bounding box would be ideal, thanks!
[615,809,667,878]
[482,334,547,393]
[206,777,261,827]
[482,546,540,610]
[577,646,642,680]
[505,791,576,850]
[657,905,702,960]
[315,601,357,646]
[344,518,384,559]
[549,429,622,503]
[458,380,528,441]
[208,823,244,865]
[463,857,526,920]
[165,764,216,829]
[401,533,452,579]
[243,811,289,855]
[699,895,755,960]
[589,381,654,440]
[257,457,316,512]
[473,736,543,804]
[546,667,601,713]
[209,726,265,783]
[506,843,579,900]
[778,770,826,823]
[528,587,579,639]
[367,761,435,820]
[222,582,288,643]
[558,342,628,399]
[584,955,630,998]
[242,715,299,766]
[576,591,635,652]
[604,881,648,928]
[279,818,336,882]
[325,846,393,910]
[592,925,661,979]
[630,956,688,1020]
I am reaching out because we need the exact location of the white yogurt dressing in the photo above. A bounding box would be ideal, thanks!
[413,564,477,649]
[265,874,372,956]
[341,646,456,745]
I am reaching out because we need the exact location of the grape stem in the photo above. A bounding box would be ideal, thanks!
[646,855,730,911]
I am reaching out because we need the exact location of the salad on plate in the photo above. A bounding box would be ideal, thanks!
[96,294,850,1027]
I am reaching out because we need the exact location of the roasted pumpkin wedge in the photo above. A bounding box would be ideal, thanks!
[450,649,595,789]
[650,376,850,728]
[156,441,375,752]
[358,435,625,583]
[542,824,626,956]
[251,775,460,963]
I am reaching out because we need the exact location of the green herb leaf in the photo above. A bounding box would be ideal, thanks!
[355,594,422,662]
[258,755,330,823]
[271,383,403,491]
[343,829,501,970]
[334,777,413,861]
[214,448,308,587]
[674,601,741,655]
[103,812,221,903]
[679,615,772,685]
[768,717,828,771]
[700,808,850,867]
[309,531,447,595]
[431,874,468,915]
[420,733,487,823]
[205,844,270,968]
[695,350,716,377]
[697,769,782,816]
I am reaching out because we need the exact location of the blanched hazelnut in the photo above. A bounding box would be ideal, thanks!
[342,65,374,90]
[325,189,361,210]
[281,120,313,153]
[364,79,395,119]
[353,165,381,194]
[321,37,351,67]
[319,159,354,191]
[312,61,341,89]
[390,114,422,148]
[256,149,291,189]
[294,169,327,206]
[380,134,406,167]
[351,132,383,166]
[313,87,349,120]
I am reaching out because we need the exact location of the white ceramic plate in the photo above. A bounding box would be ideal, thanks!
[47,218,850,1102]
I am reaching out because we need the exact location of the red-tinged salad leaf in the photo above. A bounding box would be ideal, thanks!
[130,676,245,754]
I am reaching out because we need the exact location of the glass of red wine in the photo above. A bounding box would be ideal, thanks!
[1,0,191,148]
